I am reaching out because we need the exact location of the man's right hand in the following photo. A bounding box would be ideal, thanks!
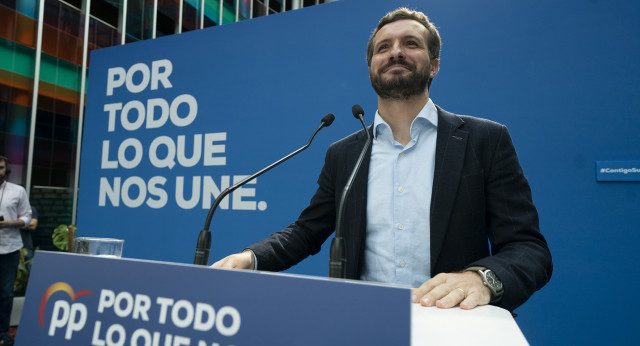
[210,249,255,270]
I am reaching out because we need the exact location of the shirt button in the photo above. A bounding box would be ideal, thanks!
[400,261,406,268]
[397,186,404,193]
[398,224,405,230]
[399,152,406,158]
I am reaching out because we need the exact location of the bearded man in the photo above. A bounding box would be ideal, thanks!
[213,8,552,312]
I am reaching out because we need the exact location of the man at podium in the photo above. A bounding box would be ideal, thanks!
[213,8,552,312]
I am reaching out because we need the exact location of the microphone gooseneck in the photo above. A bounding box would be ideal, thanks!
[194,113,336,265]
[329,104,371,279]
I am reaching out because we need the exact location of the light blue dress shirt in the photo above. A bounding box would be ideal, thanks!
[360,99,438,287]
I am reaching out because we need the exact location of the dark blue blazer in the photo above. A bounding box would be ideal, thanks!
[249,106,552,311]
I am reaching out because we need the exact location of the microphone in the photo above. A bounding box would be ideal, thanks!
[194,113,336,265]
[329,104,371,278]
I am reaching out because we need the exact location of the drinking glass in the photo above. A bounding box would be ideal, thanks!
[73,237,124,258]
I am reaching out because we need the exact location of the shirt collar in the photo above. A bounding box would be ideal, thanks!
[373,98,438,140]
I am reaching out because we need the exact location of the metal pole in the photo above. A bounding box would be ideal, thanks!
[72,0,92,224]
[178,0,183,33]
[152,0,157,38]
[200,0,205,29]
[121,0,128,44]
[219,0,223,25]
[25,0,46,197]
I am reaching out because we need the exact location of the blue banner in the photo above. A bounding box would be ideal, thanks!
[17,251,410,345]
[77,1,372,272]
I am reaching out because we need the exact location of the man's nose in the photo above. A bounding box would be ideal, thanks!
[389,43,405,60]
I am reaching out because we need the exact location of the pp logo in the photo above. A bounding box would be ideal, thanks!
[39,282,93,340]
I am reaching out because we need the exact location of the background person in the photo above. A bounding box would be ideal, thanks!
[0,156,31,346]
[20,206,37,272]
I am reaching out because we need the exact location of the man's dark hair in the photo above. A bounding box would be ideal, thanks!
[0,155,11,176]
[366,7,442,67]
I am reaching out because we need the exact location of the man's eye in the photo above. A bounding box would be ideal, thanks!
[377,44,389,52]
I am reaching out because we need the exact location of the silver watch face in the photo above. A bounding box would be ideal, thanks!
[485,270,503,291]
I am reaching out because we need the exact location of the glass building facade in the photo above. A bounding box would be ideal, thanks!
[0,0,333,250]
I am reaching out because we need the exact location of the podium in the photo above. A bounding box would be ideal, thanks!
[15,252,527,345]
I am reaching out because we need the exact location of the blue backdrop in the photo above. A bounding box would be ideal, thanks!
[78,0,640,344]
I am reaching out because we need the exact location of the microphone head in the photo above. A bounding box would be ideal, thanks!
[351,104,364,119]
[321,113,335,127]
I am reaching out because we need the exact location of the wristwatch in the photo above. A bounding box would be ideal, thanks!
[466,266,504,298]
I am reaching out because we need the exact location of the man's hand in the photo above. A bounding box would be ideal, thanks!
[22,218,38,231]
[210,250,255,270]
[412,271,491,310]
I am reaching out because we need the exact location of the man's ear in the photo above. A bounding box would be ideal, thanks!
[430,58,440,78]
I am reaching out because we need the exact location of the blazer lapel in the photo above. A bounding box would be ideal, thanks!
[430,107,468,271]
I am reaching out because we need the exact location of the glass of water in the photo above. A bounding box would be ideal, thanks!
[73,237,124,258]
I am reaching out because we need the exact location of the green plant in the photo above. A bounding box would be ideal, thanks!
[52,224,76,252]
[13,248,33,296]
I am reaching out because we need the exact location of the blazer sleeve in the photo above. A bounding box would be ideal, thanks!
[469,124,553,311]
[247,143,338,272]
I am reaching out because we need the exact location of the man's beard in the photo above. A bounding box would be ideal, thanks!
[370,60,430,100]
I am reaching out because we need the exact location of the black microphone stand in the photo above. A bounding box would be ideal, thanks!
[329,105,371,278]
[194,113,335,265]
